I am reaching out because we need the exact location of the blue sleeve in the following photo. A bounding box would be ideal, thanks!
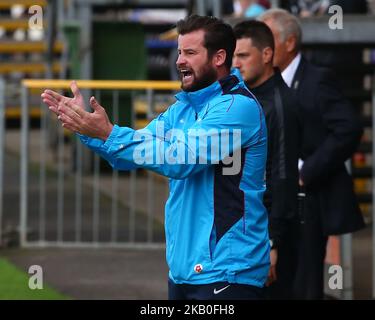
[79,95,266,179]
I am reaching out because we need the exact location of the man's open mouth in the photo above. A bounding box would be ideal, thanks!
[180,69,193,80]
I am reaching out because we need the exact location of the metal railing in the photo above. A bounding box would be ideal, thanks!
[17,79,180,249]
[0,78,5,247]
[372,68,375,299]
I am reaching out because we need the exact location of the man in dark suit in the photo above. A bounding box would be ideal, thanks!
[233,20,301,299]
[259,8,365,299]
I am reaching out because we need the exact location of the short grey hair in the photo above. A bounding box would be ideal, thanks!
[258,9,302,51]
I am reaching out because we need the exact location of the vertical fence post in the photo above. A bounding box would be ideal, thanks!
[212,0,222,17]
[0,79,5,246]
[270,0,281,8]
[129,89,137,243]
[372,69,375,299]
[57,117,65,244]
[339,160,354,299]
[146,88,154,243]
[75,133,83,243]
[20,85,29,247]
[111,90,119,243]
[341,233,353,299]
[196,0,206,15]
[39,99,48,243]
[92,90,101,245]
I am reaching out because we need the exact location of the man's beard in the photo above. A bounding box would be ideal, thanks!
[181,64,218,92]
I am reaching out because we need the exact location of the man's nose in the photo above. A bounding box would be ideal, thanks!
[232,57,240,68]
[176,54,186,66]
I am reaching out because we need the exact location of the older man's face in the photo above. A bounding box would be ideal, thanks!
[176,29,218,92]
[263,18,290,72]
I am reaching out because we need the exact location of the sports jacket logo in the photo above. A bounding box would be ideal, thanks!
[213,285,230,295]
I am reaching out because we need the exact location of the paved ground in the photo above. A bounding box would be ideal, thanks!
[0,247,168,299]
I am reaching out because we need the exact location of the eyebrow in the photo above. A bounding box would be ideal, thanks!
[178,47,198,51]
[234,51,250,56]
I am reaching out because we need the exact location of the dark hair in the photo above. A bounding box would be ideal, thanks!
[233,20,275,53]
[176,14,236,70]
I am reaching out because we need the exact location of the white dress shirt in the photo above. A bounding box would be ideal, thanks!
[281,53,301,88]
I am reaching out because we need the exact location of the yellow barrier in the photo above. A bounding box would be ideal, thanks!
[0,62,62,74]
[22,79,181,91]
[0,0,46,9]
[6,106,41,119]
[0,19,45,31]
[0,41,64,53]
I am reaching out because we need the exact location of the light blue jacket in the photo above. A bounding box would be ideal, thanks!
[79,69,270,287]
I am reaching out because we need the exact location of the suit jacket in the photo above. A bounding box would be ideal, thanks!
[291,57,365,235]
[251,70,301,245]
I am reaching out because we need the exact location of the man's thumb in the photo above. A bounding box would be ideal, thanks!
[70,80,81,97]
[90,96,102,111]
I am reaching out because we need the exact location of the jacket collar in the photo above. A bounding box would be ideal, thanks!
[248,68,285,96]
[175,68,241,112]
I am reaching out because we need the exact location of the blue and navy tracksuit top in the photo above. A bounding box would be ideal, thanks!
[79,68,270,288]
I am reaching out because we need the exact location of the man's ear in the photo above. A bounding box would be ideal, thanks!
[263,47,274,65]
[285,35,297,53]
[213,49,227,67]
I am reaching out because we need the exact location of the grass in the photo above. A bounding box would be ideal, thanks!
[0,258,69,300]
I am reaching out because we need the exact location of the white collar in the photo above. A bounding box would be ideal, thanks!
[281,53,301,88]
